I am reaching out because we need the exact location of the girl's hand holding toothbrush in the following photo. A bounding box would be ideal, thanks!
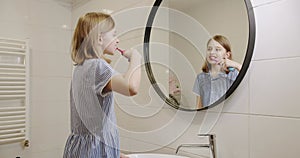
[116,48,140,62]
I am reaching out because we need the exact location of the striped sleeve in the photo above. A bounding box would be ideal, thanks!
[193,74,201,96]
[228,69,239,80]
[95,59,116,97]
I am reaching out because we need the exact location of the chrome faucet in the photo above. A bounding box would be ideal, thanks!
[175,134,216,158]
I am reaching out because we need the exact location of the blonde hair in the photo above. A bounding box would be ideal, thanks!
[71,12,115,65]
[202,35,233,73]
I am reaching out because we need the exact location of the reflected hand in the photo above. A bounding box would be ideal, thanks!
[217,58,229,71]
[224,58,242,71]
[218,58,241,72]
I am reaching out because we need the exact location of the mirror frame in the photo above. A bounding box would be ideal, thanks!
[143,0,256,111]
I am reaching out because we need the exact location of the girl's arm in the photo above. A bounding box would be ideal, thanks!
[120,153,129,158]
[104,49,142,96]
[196,96,203,109]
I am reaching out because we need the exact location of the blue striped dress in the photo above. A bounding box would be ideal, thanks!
[63,59,120,158]
[193,69,239,107]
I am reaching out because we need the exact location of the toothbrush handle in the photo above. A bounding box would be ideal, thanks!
[117,48,130,62]
[116,48,124,55]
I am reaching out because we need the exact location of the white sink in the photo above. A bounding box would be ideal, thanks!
[127,153,189,158]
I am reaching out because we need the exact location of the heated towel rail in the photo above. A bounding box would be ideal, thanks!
[0,38,29,147]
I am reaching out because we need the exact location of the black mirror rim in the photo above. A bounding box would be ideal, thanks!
[143,0,256,111]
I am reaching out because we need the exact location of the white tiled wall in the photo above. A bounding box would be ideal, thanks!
[252,0,300,60]
[250,58,300,117]
[247,0,300,158]
[249,115,300,158]
[0,0,72,157]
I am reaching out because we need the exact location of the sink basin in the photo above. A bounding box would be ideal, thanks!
[127,153,189,158]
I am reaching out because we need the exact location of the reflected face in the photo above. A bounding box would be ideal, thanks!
[101,28,119,55]
[206,39,228,65]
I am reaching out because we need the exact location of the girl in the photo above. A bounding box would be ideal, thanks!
[63,12,141,158]
[193,35,241,109]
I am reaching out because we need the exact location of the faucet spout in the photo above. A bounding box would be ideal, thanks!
[175,134,216,158]
[175,144,210,154]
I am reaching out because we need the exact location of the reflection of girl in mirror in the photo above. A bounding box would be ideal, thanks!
[193,35,241,109]
[63,12,141,158]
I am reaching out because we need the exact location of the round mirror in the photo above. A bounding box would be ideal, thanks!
[144,0,255,111]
